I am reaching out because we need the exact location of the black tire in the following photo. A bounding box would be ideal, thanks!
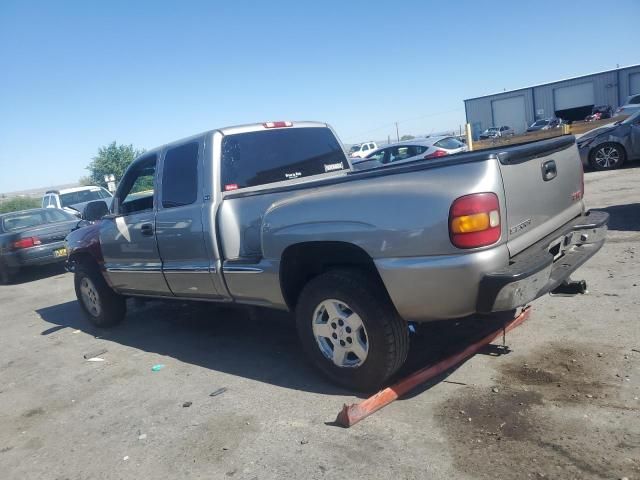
[295,269,409,392]
[589,142,626,171]
[74,263,126,327]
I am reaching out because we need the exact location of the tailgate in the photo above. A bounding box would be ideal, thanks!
[496,136,584,256]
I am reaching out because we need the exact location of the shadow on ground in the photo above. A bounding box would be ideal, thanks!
[6,263,67,285]
[36,298,515,397]
[598,203,640,232]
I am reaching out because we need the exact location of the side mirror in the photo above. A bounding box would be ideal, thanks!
[82,200,109,222]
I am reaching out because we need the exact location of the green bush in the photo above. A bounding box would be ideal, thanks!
[0,197,42,214]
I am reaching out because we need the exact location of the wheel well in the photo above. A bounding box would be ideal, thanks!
[280,241,384,309]
[69,252,99,271]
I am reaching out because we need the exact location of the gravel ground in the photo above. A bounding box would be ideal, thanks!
[1,166,638,480]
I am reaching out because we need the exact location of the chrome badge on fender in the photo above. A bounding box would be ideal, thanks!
[509,218,531,235]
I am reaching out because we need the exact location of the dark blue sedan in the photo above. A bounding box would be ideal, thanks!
[0,208,79,284]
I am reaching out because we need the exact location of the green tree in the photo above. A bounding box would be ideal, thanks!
[400,135,415,141]
[0,197,41,214]
[86,142,145,187]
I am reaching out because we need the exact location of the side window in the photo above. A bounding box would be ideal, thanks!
[362,145,369,152]
[414,145,428,154]
[116,155,157,215]
[162,142,199,208]
[45,209,74,222]
[389,146,414,163]
[366,148,387,163]
[630,95,640,105]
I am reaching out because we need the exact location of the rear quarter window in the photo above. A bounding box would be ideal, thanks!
[221,127,347,191]
[434,138,464,149]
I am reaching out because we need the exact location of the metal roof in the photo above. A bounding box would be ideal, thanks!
[464,64,640,102]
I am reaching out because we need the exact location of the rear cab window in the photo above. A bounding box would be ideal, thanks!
[221,127,347,191]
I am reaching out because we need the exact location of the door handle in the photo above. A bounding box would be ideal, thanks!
[140,223,154,236]
[541,160,557,181]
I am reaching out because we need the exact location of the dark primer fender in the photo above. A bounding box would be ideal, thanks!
[66,221,104,265]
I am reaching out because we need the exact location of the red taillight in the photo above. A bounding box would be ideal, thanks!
[263,121,293,128]
[12,236,41,250]
[449,193,501,248]
[425,149,448,159]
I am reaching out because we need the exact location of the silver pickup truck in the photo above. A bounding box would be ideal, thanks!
[66,121,608,390]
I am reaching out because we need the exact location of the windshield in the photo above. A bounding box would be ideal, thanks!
[621,110,640,124]
[488,128,499,132]
[1,209,76,232]
[59,188,111,207]
[532,120,548,126]
[348,145,361,152]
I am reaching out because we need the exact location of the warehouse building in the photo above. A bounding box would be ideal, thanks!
[464,64,640,137]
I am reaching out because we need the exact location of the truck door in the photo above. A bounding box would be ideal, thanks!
[100,153,172,295]
[154,140,221,298]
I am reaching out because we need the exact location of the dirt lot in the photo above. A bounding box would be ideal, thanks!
[1,167,639,480]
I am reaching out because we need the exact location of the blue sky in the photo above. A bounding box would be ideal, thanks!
[0,0,638,192]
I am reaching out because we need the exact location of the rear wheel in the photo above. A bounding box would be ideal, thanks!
[589,143,625,170]
[295,269,409,392]
[74,264,126,327]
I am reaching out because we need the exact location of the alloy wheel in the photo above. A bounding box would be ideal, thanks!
[312,299,369,368]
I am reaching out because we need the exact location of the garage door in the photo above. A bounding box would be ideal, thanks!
[630,73,640,96]
[491,96,527,134]
[553,82,594,110]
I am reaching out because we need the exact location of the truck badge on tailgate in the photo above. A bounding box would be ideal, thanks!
[509,218,531,235]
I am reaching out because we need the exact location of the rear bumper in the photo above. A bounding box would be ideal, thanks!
[3,241,67,269]
[477,210,608,313]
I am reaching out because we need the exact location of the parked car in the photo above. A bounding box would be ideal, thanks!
[577,110,640,170]
[614,94,640,116]
[479,126,514,139]
[348,142,377,158]
[65,121,607,391]
[0,208,79,284]
[43,186,113,217]
[585,105,614,122]
[352,136,467,171]
[527,117,563,132]
[614,104,640,117]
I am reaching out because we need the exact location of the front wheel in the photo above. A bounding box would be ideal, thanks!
[74,264,126,327]
[295,269,409,392]
[589,143,625,170]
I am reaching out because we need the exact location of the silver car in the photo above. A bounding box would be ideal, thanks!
[577,110,640,170]
[352,136,468,170]
[614,94,640,117]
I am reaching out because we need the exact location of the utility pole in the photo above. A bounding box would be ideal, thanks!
[395,122,399,142]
